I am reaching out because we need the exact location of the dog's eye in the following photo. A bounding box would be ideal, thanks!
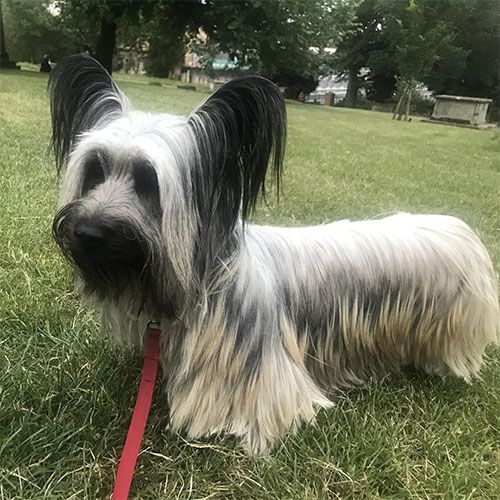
[133,160,161,218]
[81,156,105,195]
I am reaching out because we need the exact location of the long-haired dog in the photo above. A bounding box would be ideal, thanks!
[50,55,499,454]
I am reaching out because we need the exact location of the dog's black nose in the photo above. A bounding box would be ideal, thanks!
[73,222,105,249]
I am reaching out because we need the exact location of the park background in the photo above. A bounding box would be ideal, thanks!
[2,0,499,118]
[1,0,499,498]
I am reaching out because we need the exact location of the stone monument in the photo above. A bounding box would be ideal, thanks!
[430,95,492,128]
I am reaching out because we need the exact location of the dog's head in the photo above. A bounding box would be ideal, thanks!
[50,55,286,317]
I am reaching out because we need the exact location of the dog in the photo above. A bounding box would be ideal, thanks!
[50,55,499,454]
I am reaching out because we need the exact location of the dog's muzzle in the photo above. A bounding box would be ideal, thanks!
[53,205,150,290]
[70,219,144,260]
[72,221,109,254]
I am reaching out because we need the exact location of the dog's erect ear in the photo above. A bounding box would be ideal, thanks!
[188,76,286,230]
[49,54,127,172]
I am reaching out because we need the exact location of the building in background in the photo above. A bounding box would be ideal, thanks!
[305,75,349,104]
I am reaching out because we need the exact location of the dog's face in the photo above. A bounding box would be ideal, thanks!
[53,146,161,297]
[52,112,190,316]
[50,55,286,317]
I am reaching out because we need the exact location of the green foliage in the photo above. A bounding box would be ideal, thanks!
[2,0,122,63]
[381,0,455,83]
[336,94,373,109]
[334,0,397,103]
[195,0,358,94]
[425,0,500,103]
[51,0,109,52]
[335,0,499,106]
[3,0,357,85]
[52,0,154,72]
[144,32,185,77]
[386,91,434,116]
[133,1,203,77]
[365,52,397,101]
[3,0,72,62]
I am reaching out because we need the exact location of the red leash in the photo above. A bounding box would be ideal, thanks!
[112,323,161,500]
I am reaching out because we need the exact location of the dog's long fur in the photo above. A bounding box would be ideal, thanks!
[50,55,499,454]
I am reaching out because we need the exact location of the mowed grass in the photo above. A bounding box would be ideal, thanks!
[0,68,499,499]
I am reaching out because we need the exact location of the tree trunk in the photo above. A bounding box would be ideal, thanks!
[0,0,6,60]
[0,0,18,69]
[94,7,124,75]
[345,67,359,108]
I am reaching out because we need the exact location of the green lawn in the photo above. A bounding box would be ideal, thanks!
[0,69,499,499]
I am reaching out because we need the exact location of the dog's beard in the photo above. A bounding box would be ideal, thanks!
[52,201,175,315]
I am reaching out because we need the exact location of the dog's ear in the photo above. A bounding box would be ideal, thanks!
[49,54,128,172]
[188,76,286,231]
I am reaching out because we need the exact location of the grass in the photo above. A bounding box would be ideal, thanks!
[0,68,499,499]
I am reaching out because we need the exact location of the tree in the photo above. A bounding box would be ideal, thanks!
[333,0,392,107]
[425,0,499,103]
[54,1,203,75]
[335,0,414,107]
[194,0,358,97]
[131,1,206,77]
[0,0,19,68]
[54,0,156,73]
[94,1,126,73]
[380,0,459,120]
[335,0,453,112]
[334,0,498,113]
[6,0,358,86]
[3,0,74,63]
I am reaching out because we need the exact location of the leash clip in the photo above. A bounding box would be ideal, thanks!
[147,320,160,331]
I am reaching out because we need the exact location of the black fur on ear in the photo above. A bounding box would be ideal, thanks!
[188,76,286,234]
[49,54,127,172]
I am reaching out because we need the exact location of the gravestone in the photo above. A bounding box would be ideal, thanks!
[431,95,492,126]
[323,93,335,107]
